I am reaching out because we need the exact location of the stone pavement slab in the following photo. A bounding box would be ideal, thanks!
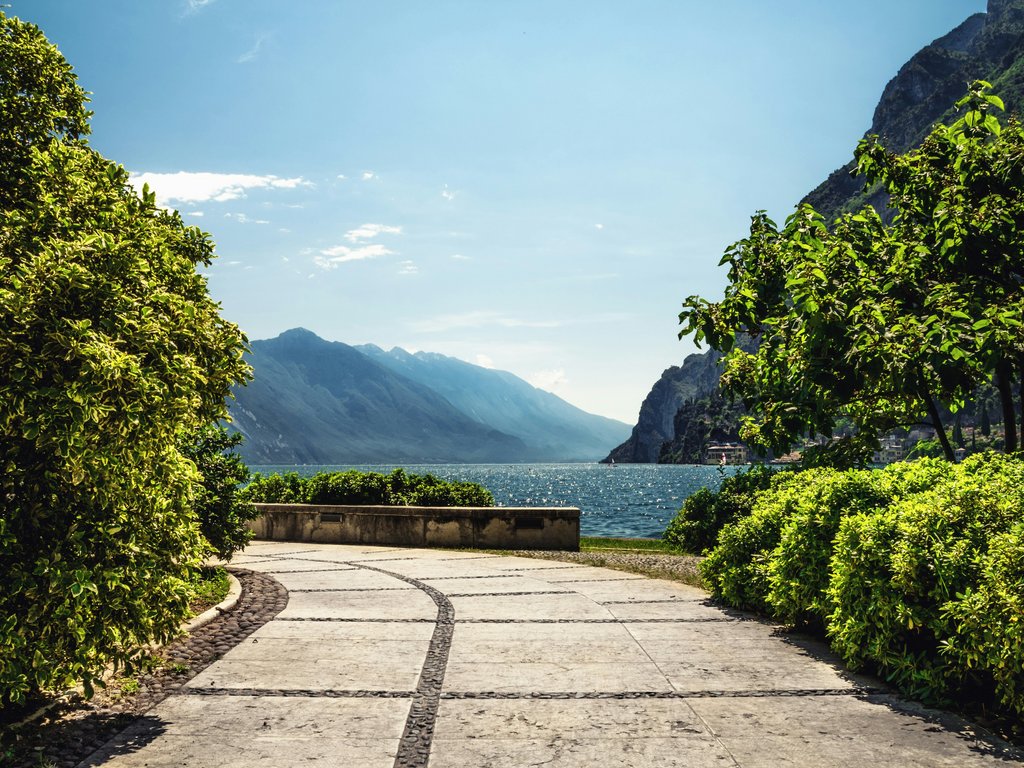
[77,541,1022,768]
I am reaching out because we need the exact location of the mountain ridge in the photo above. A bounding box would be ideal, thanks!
[230,328,629,464]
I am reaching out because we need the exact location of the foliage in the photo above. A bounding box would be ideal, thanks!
[766,468,889,627]
[700,454,1024,717]
[242,468,495,507]
[0,13,249,707]
[180,426,258,560]
[662,464,774,554]
[697,471,802,612]
[679,82,1024,463]
[188,566,231,616]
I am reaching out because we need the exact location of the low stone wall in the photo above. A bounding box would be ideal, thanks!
[249,503,580,551]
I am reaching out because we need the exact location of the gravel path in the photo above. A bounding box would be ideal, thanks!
[496,549,704,586]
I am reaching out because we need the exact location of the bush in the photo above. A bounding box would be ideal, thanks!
[0,14,248,707]
[941,520,1024,716]
[698,471,803,612]
[826,453,1024,708]
[181,426,259,561]
[242,468,495,508]
[700,452,1024,717]
[662,464,774,553]
[766,468,890,627]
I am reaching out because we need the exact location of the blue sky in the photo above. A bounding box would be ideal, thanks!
[16,0,986,423]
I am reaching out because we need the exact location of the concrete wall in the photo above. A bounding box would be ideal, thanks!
[249,504,580,551]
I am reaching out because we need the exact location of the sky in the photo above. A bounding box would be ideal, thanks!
[15,0,987,424]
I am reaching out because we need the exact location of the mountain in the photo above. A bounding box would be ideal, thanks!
[604,350,725,463]
[611,0,1024,463]
[357,344,630,461]
[805,0,1024,221]
[228,328,629,464]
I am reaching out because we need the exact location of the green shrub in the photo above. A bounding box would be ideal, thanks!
[941,520,1024,716]
[662,464,774,553]
[0,14,248,707]
[181,426,259,561]
[243,472,307,503]
[242,468,494,508]
[826,453,1024,705]
[700,454,1024,718]
[766,468,888,627]
[698,471,802,611]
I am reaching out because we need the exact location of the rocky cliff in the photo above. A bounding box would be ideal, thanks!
[805,0,1024,221]
[604,349,725,463]
[610,0,1024,464]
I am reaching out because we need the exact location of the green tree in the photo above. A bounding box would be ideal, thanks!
[0,13,249,705]
[680,83,1024,463]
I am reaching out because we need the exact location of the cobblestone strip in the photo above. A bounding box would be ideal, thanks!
[599,599,699,605]
[177,686,883,700]
[183,687,417,698]
[499,566,581,572]
[8,569,289,768]
[349,561,454,768]
[439,688,884,700]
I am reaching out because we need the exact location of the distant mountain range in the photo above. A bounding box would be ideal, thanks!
[228,328,630,464]
[608,0,1024,464]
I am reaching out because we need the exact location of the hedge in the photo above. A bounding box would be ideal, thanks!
[699,453,1024,717]
[241,468,495,508]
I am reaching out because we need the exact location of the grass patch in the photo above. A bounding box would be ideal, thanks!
[188,566,230,617]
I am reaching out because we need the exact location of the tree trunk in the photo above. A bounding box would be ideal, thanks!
[922,390,956,461]
[996,359,1018,453]
[1019,356,1024,453]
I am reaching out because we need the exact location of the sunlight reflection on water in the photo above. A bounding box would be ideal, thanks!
[248,462,743,538]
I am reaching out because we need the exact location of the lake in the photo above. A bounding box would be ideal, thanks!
[248,462,743,539]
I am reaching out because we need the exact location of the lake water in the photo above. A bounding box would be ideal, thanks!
[249,463,742,539]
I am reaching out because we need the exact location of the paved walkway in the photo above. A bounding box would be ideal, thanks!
[81,541,1022,767]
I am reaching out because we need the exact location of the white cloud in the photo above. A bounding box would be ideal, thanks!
[184,0,215,14]
[345,223,402,243]
[188,210,204,217]
[337,174,347,180]
[237,33,269,64]
[361,171,377,181]
[450,253,470,261]
[475,354,495,369]
[129,171,311,206]
[410,311,559,333]
[314,243,393,269]
[397,260,418,276]
[528,368,569,393]
[441,184,456,201]
[594,223,604,230]
[225,212,269,225]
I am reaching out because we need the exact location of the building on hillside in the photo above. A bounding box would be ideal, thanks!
[874,435,906,465]
[705,443,748,465]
